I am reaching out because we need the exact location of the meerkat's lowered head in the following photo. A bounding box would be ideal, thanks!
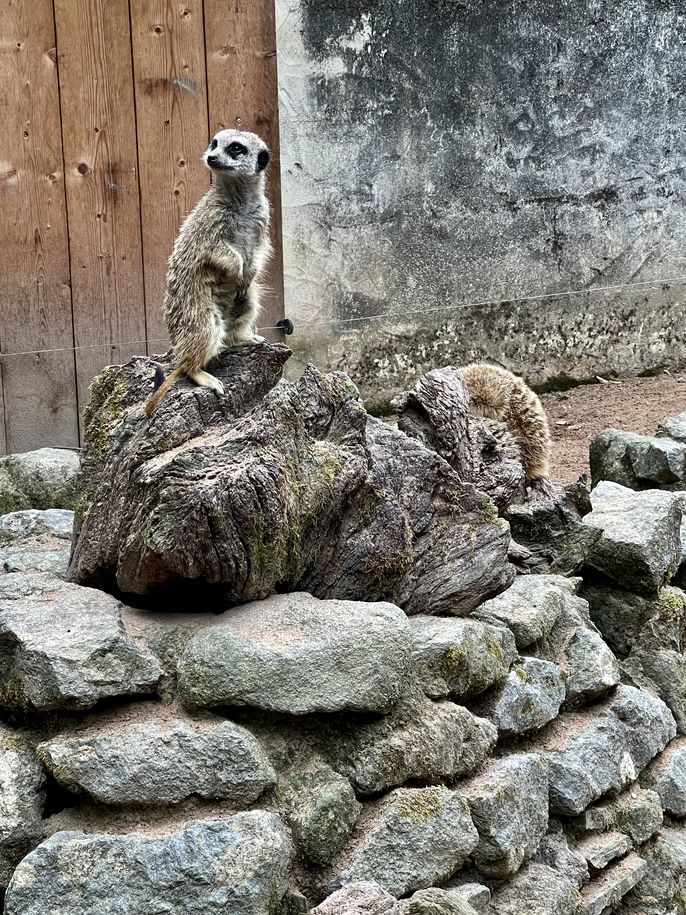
[144,128,272,416]
[459,362,552,487]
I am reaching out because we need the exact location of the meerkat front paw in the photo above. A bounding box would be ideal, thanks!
[188,370,224,396]
[251,334,267,343]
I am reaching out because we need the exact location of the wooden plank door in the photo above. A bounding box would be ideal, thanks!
[54,0,147,422]
[129,0,210,353]
[204,0,285,338]
[0,0,79,452]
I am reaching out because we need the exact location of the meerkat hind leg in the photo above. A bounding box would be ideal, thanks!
[187,369,224,395]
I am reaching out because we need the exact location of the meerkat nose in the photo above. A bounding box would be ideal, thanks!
[207,154,218,166]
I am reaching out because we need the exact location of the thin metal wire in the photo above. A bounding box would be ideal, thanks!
[1,273,685,359]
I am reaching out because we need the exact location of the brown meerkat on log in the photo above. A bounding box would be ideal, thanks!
[459,362,552,484]
[144,128,272,416]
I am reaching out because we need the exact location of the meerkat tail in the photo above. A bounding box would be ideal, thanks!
[144,367,185,417]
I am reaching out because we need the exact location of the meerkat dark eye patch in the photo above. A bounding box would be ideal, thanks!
[210,139,218,150]
[256,149,270,172]
[227,142,248,157]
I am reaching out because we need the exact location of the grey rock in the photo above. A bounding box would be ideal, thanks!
[332,787,478,898]
[582,785,663,845]
[0,572,162,710]
[37,716,275,806]
[641,737,686,816]
[0,509,74,577]
[580,853,646,915]
[397,888,478,914]
[623,826,686,914]
[444,884,491,912]
[310,883,397,915]
[590,429,686,490]
[315,686,497,795]
[486,863,581,915]
[575,831,632,869]
[68,350,512,616]
[581,583,655,657]
[0,449,80,514]
[583,481,683,593]
[530,686,675,815]
[472,657,565,736]
[4,811,292,915]
[278,888,310,915]
[657,411,686,444]
[533,824,589,889]
[455,753,548,878]
[282,764,361,865]
[472,574,566,648]
[178,592,411,715]
[409,615,516,700]
[533,590,620,705]
[0,724,46,888]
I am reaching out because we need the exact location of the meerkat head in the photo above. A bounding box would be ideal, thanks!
[203,129,270,179]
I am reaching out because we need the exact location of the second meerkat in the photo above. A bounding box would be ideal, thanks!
[144,128,272,415]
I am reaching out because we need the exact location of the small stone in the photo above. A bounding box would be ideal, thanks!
[409,615,516,700]
[590,428,686,489]
[397,887,478,914]
[472,574,565,648]
[656,411,686,444]
[0,724,46,889]
[583,482,683,593]
[315,686,497,795]
[485,863,581,915]
[575,831,632,870]
[310,883,397,915]
[582,785,663,845]
[282,764,361,865]
[623,826,686,913]
[0,449,80,514]
[640,737,686,815]
[332,787,478,898]
[533,823,589,888]
[444,884,491,911]
[472,658,565,736]
[580,853,646,915]
[0,573,162,711]
[37,714,276,806]
[178,592,412,715]
[4,811,292,915]
[455,754,548,878]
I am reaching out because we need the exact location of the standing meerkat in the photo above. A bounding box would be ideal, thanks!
[459,362,552,483]
[144,128,272,416]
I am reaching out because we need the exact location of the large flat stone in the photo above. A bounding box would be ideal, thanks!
[472,575,566,648]
[0,449,80,514]
[0,573,162,711]
[580,853,646,915]
[177,592,412,715]
[4,811,292,915]
[590,428,686,490]
[485,863,580,915]
[0,509,74,577]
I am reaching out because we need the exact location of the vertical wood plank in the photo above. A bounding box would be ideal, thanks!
[204,0,285,337]
[130,0,210,351]
[0,0,79,453]
[54,0,147,419]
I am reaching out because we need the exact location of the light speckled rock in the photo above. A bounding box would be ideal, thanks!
[657,411,686,444]
[485,863,581,915]
[472,657,565,736]
[532,590,620,705]
[332,787,478,898]
[37,716,275,806]
[580,853,646,915]
[640,737,686,816]
[0,509,74,577]
[0,725,45,889]
[583,482,683,593]
[397,888,478,914]
[575,831,632,869]
[0,572,162,710]
[533,824,589,889]
[623,827,686,914]
[310,883,397,915]
[409,615,516,700]
[178,592,411,715]
[471,575,565,648]
[455,754,548,878]
[4,811,292,915]
[0,449,80,514]
[282,764,361,865]
[590,428,686,490]
[582,785,663,845]
[443,884,490,912]
[315,687,497,795]
[530,686,675,815]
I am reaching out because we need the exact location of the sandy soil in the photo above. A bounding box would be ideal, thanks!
[541,372,686,484]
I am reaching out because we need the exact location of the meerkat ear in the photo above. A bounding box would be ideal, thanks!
[256,149,270,173]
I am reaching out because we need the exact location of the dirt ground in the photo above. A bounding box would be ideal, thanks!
[541,373,686,484]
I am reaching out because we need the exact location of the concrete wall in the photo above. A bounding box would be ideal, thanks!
[275,0,686,406]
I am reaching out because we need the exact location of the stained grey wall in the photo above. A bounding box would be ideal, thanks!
[276,0,686,405]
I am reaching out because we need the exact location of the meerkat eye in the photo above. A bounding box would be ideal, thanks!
[227,142,248,157]
[210,139,218,150]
